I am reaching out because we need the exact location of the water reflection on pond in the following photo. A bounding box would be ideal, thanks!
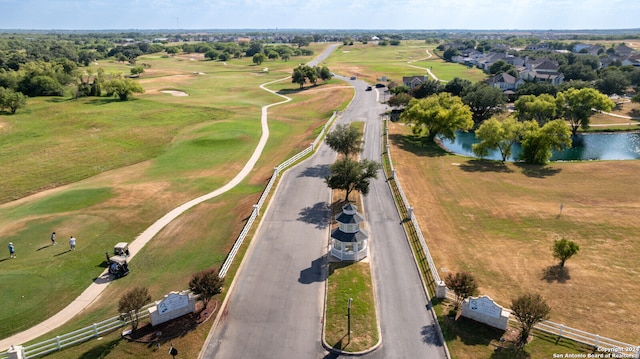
[439,131,640,161]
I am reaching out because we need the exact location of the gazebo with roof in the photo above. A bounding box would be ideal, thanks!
[330,203,368,261]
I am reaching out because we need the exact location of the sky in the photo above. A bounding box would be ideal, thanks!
[0,0,638,31]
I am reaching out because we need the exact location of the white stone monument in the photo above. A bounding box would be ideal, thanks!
[460,295,510,330]
[149,290,196,327]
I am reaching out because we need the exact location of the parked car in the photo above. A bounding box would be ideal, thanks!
[375,83,386,88]
[365,86,372,91]
[350,76,357,80]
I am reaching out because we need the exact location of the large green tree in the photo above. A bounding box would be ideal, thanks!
[400,93,473,142]
[514,94,558,125]
[304,65,318,86]
[325,158,381,202]
[472,116,526,162]
[103,78,144,101]
[252,52,266,66]
[316,66,332,82]
[520,119,572,164]
[556,88,614,135]
[292,66,307,88]
[412,78,444,99]
[595,68,630,96]
[462,82,507,126]
[324,123,362,158]
[443,77,472,97]
[511,293,551,347]
[552,238,580,268]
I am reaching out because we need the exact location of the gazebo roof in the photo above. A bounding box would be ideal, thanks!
[342,203,358,214]
[331,227,369,243]
[336,211,365,224]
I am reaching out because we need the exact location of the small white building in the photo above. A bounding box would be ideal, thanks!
[330,203,368,261]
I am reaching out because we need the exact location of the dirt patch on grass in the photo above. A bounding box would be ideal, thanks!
[174,53,205,61]
[388,121,640,343]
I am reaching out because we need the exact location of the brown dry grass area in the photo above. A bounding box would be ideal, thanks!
[591,100,640,125]
[388,122,640,343]
[327,62,377,84]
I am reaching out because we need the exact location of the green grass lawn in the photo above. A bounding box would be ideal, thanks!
[323,41,486,85]
[0,43,351,346]
[325,261,378,352]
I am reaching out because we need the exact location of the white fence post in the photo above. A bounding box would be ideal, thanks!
[594,334,599,348]
[93,323,98,336]
[55,336,61,350]
[559,324,564,340]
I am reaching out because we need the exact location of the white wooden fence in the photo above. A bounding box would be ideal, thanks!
[382,119,640,355]
[0,111,337,359]
[0,303,155,359]
[219,112,335,278]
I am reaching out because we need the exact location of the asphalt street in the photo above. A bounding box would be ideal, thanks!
[200,47,446,358]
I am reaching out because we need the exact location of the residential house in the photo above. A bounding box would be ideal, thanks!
[615,44,635,57]
[477,52,508,71]
[621,54,640,68]
[520,58,564,85]
[403,76,430,90]
[487,72,525,91]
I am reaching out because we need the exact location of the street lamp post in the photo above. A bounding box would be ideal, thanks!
[347,298,352,342]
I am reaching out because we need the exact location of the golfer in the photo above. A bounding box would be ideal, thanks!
[8,242,15,258]
[69,236,76,251]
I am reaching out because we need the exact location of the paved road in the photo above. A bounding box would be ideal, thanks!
[345,80,447,359]
[200,107,337,359]
[201,52,446,358]
[200,45,340,359]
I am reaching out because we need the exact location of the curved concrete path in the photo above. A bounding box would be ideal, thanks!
[0,74,294,352]
[407,49,441,82]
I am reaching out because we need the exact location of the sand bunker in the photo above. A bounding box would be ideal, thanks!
[161,90,189,97]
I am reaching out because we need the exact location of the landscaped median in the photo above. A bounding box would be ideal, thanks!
[323,186,380,354]
[324,260,378,352]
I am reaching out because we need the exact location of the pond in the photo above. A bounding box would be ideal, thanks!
[439,131,640,161]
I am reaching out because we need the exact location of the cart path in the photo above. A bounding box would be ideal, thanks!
[407,49,442,82]
[0,76,293,352]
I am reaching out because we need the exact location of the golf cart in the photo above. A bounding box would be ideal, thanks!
[106,242,130,278]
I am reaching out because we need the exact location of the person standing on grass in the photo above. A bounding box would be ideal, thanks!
[50,232,56,246]
[8,242,15,258]
[69,236,76,251]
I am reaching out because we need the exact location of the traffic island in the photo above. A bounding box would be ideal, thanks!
[323,196,380,354]
[324,261,378,352]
